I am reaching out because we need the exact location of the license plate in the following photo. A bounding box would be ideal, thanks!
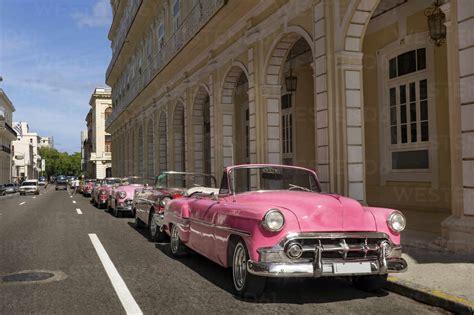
[333,262,371,274]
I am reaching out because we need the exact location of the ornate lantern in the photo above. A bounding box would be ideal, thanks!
[425,0,446,46]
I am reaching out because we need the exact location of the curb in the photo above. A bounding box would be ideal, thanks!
[386,277,474,315]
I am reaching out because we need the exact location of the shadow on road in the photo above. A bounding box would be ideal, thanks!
[152,242,388,304]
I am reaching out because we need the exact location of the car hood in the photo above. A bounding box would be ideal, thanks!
[117,185,144,196]
[233,191,377,232]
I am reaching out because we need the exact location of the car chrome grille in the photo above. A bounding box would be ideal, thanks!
[285,234,386,261]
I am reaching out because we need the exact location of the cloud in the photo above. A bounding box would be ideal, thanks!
[73,0,112,28]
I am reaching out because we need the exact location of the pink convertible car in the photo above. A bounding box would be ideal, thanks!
[163,164,407,298]
[108,176,145,217]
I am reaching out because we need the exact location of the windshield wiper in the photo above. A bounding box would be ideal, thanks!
[288,184,311,192]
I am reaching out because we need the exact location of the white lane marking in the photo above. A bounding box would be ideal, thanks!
[72,200,77,204]
[76,208,83,215]
[19,202,26,206]
[70,195,73,198]
[33,196,36,199]
[88,234,142,315]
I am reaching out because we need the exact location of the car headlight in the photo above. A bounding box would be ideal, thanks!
[118,191,127,199]
[261,209,285,232]
[387,211,406,233]
[159,197,171,207]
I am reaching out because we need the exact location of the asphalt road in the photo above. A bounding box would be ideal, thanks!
[0,187,450,314]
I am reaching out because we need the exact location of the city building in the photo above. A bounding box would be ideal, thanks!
[80,130,89,175]
[11,122,43,179]
[0,89,16,184]
[84,88,113,179]
[105,0,474,251]
[38,136,54,148]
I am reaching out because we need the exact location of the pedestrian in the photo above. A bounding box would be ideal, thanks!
[73,178,80,195]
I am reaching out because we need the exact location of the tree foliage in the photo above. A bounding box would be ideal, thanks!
[39,147,82,177]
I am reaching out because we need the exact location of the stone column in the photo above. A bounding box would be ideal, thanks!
[441,0,474,251]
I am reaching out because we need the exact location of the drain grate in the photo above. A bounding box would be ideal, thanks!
[2,272,55,282]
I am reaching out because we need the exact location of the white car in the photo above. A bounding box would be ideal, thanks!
[19,180,40,195]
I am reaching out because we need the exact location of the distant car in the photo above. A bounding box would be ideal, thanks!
[133,171,217,242]
[19,180,40,195]
[38,177,47,186]
[92,178,122,209]
[55,175,68,190]
[82,179,96,197]
[3,183,18,194]
[109,176,145,217]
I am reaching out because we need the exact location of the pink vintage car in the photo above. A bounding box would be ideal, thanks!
[108,176,145,217]
[163,164,407,298]
[92,178,122,209]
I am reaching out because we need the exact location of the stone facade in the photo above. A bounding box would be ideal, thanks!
[105,0,474,251]
[84,88,113,179]
[11,122,42,180]
[0,89,16,184]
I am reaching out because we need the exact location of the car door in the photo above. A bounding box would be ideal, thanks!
[188,195,219,258]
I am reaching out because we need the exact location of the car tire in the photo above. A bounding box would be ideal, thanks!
[149,209,167,242]
[113,205,120,217]
[170,224,188,257]
[232,240,266,299]
[134,211,145,229]
[353,274,388,292]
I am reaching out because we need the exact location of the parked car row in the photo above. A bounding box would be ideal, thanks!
[76,164,408,298]
[1,180,42,196]
[0,183,19,195]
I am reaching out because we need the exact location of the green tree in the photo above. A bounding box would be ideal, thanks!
[39,147,82,178]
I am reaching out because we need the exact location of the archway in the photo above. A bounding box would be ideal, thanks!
[192,86,211,176]
[264,32,315,169]
[173,100,185,172]
[158,111,167,173]
[220,63,250,167]
[146,118,155,178]
[137,125,144,177]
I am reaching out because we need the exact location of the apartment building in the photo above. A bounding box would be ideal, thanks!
[84,88,113,179]
[0,89,16,184]
[105,0,474,251]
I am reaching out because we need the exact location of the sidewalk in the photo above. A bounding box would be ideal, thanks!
[386,230,474,314]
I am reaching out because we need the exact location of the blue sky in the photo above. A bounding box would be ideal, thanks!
[0,0,112,153]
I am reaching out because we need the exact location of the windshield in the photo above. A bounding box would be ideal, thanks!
[155,173,216,189]
[122,177,144,185]
[104,179,121,185]
[22,182,37,186]
[229,166,321,194]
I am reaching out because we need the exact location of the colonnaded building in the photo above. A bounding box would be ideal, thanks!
[105,0,474,251]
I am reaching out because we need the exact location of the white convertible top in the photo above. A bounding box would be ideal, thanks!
[186,186,220,196]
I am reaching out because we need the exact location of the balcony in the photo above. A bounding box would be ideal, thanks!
[90,152,112,162]
[107,0,143,80]
[107,0,226,126]
[0,120,17,141]
[1,145,11,154]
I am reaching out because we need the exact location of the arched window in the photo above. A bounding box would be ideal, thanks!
[104,107,112,121]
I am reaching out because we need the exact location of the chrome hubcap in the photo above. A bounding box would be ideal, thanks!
[171,226,179,253]
[233,243,247,291]
[150,214,157,235]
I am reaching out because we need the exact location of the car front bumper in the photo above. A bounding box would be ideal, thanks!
[247,257,407,277]
[247,232,408,278]
[19,190,38,194]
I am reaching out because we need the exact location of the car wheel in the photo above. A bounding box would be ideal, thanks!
[232,240,266,299]
[170,224,188,257]
[113,205,119,217]
[353,274,387,292]
[149,209,167,242]
[134,211,145,229]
